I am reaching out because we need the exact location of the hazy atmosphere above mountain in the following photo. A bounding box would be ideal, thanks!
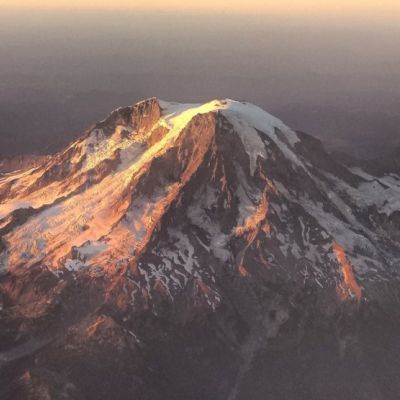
[0,4,399,158]
[1,2,400,400]
[4,0,400,16]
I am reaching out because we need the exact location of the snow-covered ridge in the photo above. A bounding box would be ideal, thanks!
[159,99,300,174]
[159,99,298,143]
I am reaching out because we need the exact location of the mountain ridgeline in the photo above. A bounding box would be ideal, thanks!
[1,98,400,399]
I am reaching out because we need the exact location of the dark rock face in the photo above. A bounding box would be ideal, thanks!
[0,98,400,399]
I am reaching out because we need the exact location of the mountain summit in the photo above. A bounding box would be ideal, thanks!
[1,98,400,400]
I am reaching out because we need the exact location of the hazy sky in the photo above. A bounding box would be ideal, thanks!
[0,2,399,158]
[2,0,400,19]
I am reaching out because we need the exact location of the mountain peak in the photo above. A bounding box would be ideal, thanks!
[0,97,399,301]
[2,97,400,399]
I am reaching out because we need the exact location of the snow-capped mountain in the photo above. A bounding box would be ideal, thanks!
[1,98,400,400]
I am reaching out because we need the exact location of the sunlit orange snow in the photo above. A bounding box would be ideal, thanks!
[333,241,362,302]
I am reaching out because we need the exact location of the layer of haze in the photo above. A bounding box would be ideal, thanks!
[3,0,400,19]
[0,8,399,158]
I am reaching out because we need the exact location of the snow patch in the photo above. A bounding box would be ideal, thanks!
[65,259,85,272]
